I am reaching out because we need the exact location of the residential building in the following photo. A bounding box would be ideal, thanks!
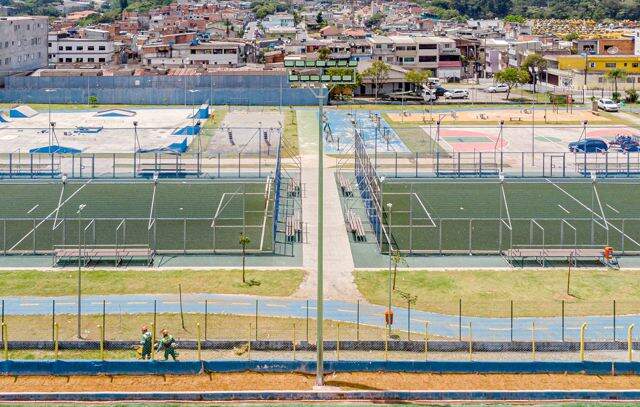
[141,41,247,67]
[48,31,116,65]
[0,16,48,76]
[544,54,640,89]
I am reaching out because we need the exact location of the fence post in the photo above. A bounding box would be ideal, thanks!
[292,323,296,361]
[2,323,7,360]
[102,300,106,342]
[99,324,104,360]
[255,300,259,340]
[580,322,587,361]
[336,322,340,361]
[247,323,252,361]
[613,299,616,342]
[628,324,634,362]
[196,323,202,361]
[356,300,360,342]
[561,300,565,342]
[0,299,3,343]
[510,300,513,342]
[384,330,388,362]
[468,322,472,361]
[52,299,56,342]
[407,299,411,341]
[424,321,429,361]
[151,322,156,361]
[458,299,462,341]
[204,300,208,341]
[306,299,309,342]
[531,321,536,361]
[54,323,59,360]
[179,284,185,331]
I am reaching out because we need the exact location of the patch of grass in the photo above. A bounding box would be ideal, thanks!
[195,109,227,151]
[282,108,300,158]
[355,269,640,317]
[4,312,401,342]
[0,269,304,297]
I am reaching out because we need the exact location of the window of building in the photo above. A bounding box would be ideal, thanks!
[605,62,616,68]
[99,58,105,62]
[65,46,72,51]
[58,58,63,62]
[404,57,414,63]
[419,55,436,62]
[65,58,72,62]
[76,46,83,51]
[88,46,94,50]
[633,63,639,68]
[88,57,95,62]
[589,62,596,68]
[76,58,82,62]
[98,45,106,51]
[419,43,437,50]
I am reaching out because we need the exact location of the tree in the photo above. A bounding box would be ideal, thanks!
[365,12,383,28]
[504,14,525,23]
[494,67,529,100]
[404,69,431,92]
[362,61,390,101]
[239,232,251,283]
[317,47,330,61]
[522,53,548,73]
[316,11,324,25]
[390,249,407,290]
[326,67,361,100]
[607,68,627,101]
[88,95,98,106]
[563,32,580,41]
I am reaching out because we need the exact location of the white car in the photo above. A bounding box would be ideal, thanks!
[443,89,469,99]
[597,98,619,112]
[486,84,509,93]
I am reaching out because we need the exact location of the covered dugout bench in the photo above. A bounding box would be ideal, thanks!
[53,244,154,267]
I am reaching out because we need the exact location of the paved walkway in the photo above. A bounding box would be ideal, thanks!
[1,292,636,342]
[294,110,359,300]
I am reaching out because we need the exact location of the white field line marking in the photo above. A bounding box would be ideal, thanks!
[9,178,95,252]
[337,308,357,314]
[606,204,620,214]
[19,303,40,307]
[265,303,287,308]
[558,204,570,214]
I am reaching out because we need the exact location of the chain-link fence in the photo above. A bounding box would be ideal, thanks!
[2,297,640,362]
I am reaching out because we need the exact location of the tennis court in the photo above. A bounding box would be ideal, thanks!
[0,178,277,255]
[378,178,640,255]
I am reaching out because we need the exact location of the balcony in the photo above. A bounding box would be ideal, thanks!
[438,61,461,68]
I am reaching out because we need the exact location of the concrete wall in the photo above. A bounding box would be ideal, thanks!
[0,73,328,105]
[0,17,48,77]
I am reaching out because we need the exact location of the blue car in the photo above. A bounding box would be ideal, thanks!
[622,140,640,152]
[568,138,608,153]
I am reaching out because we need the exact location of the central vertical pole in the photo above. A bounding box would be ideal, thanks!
[316,89,324,386]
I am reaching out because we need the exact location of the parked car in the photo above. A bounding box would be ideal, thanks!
[434,86,448,96]
[421,88,437,102]
[485,84,509,93]
[444,89,469,99]
[568,138,609,153]
[597,98,619,112]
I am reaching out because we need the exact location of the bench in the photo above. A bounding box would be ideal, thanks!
[285,215,303,242]
[347,210,366,242]
[54,244,154,267]
[337,173,353,197]
[503,246,611,268]
[509,116,523,121]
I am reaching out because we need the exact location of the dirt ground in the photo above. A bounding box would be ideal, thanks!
[386,108,611,124]
[3,372,640,392]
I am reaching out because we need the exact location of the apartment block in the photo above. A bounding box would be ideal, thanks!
[0,16,48,76]
[48,31,115,65]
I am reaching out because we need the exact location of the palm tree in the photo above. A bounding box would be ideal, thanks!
[607,68,627,101]
[239,232,251,283]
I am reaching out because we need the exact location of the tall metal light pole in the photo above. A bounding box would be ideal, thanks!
[386,201,393,335]
[188,89,200,152]
[77,203,86,339]
[285,60,357,387]
[44,89,56,147]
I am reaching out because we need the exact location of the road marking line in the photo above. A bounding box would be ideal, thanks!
[265,303,287,308]
[19,303,40,307]
[90,302,111,306]
[488,327,510,331]
[337,308,356,314]
[56,302,75,306]
[300,306,317,310]
[231,302,251,306]
[606,204,620,214]
[558,204,570,214]
[126,301,148,305]
[162,301,179,305]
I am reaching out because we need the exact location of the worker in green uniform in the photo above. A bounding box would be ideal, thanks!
[139,325,153,360]
[157,329,178,361]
